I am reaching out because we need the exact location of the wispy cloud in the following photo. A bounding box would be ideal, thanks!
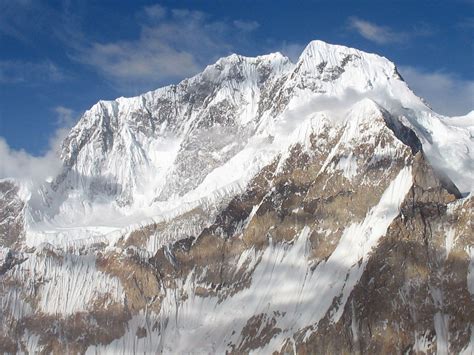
[73,5,258,91]
[143,4,166,20]
[348,17,405,44]
[53,106,75,127]
[348,17,435,45]
[399,66,474,116]
[0,0,69,45]
[0,0,34,42]
[233,20,260,32]
[0,2,69,86]
[0,60,64,84]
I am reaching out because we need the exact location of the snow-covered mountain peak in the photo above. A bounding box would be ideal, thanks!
[193,51,292,96]
[20,39,474,242]
[346,97,383,118]
[64,41,405,158]
[2,39,474,354]
[212,51,290,68]
[292,40,403,98]
[299,39,396,74]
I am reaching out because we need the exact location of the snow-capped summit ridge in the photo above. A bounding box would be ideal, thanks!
[67,50,293,136]
[299,40,397,74]
[213,51,289,66]
[67,40,403,149]
[300,40,394,64]
[293,40,402,98]
[72,41,403,138]
[2,40,473,354]
[23,39,474,242]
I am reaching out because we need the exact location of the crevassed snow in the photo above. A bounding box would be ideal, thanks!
[447,110,474,131]
[26,96,410,251]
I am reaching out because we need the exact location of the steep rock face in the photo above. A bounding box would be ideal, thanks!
[291,155,471,354]
[54,53,292,207]
[0,181,25,248]
[0,40,473,353]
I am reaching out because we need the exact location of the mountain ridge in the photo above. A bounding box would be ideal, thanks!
[0,39,473,354]
[29,40,471,230]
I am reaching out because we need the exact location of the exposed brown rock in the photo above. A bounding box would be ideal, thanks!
[1,106,471,354]
[292,153,472,354]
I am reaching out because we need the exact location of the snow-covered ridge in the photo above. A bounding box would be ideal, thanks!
[2,40,473,354]
[13,39,474,247]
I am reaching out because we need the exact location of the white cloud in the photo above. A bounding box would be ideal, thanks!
[80,41,200,87]
[348,17,434,45]
[0,106,76,184]
[143,4,166,20]
[348,17,404,44]
[53,106,75,126]
[399,66,474,116]
[0,137,61,184]
[74,6,257,91]
[0,60,63,84]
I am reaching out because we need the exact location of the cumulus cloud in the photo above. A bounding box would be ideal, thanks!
[73,5,258,91]
[0,106,76,184]
[399,66,474,116]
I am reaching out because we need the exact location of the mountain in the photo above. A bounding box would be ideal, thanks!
[1,40,473,354]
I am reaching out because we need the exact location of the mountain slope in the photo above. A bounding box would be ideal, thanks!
[0,40,473,354]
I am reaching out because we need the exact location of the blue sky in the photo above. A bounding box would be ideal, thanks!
[0,0,473,156]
